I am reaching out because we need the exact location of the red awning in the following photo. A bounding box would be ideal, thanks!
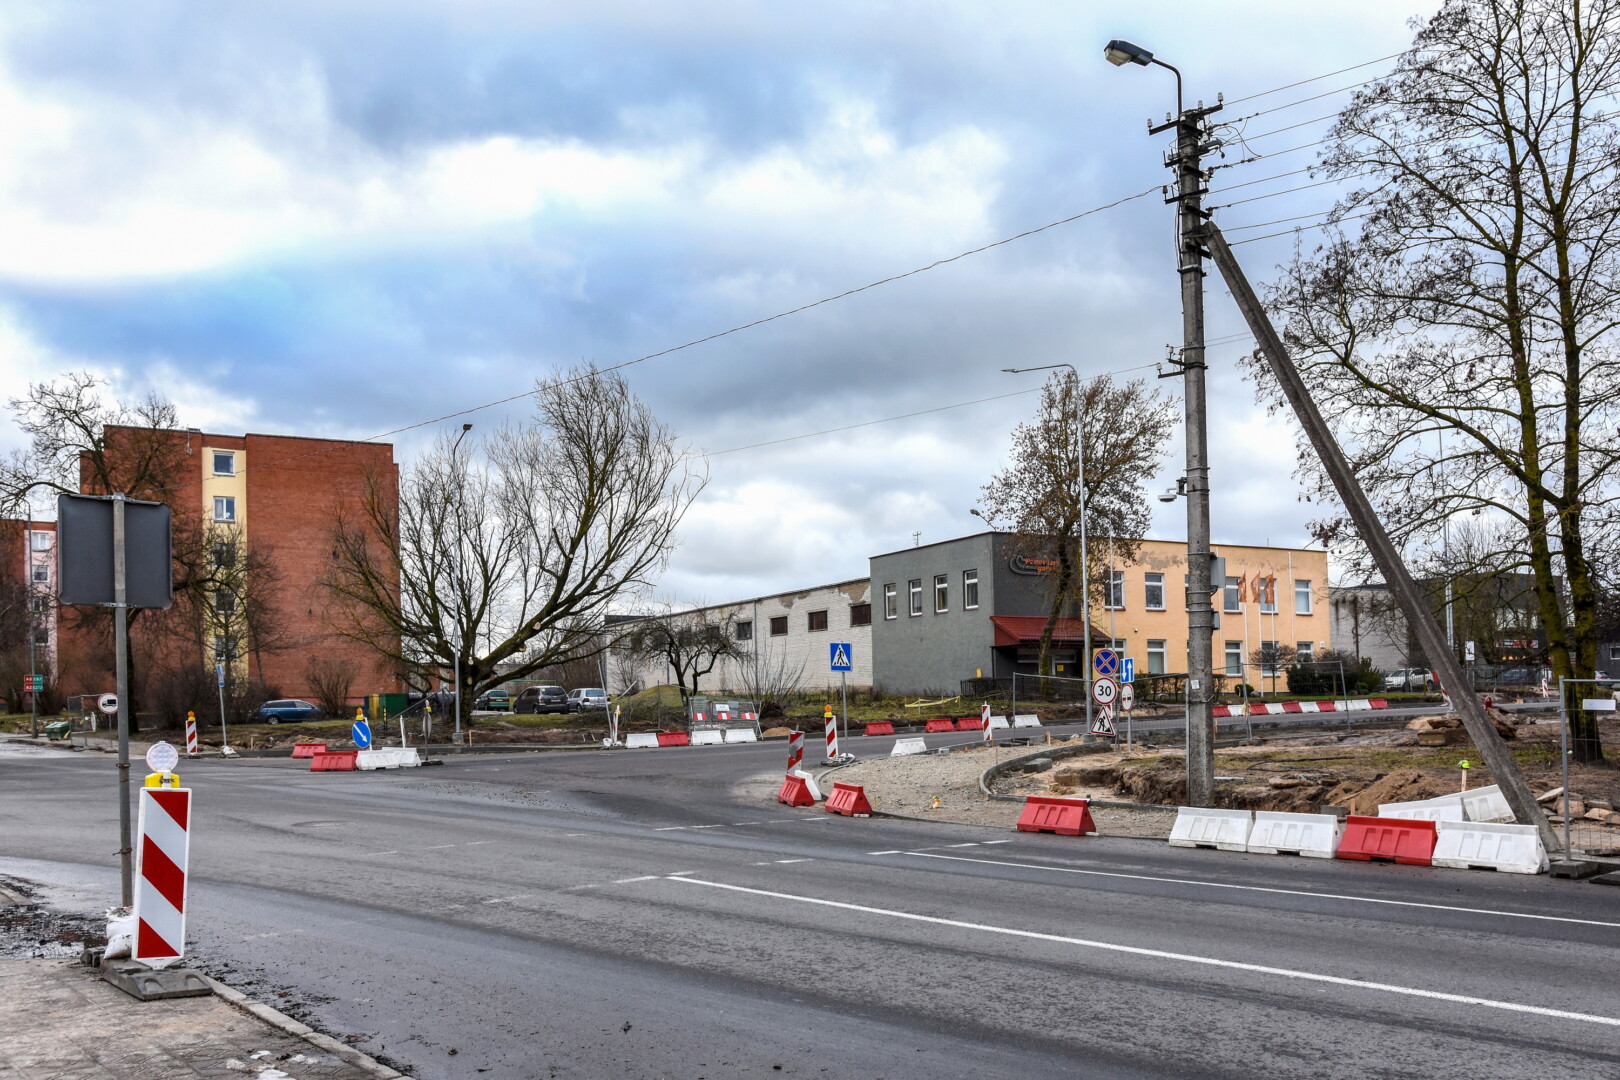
[990,615,1112,648]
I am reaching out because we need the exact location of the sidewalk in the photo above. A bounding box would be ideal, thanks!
[0,959,406,1079]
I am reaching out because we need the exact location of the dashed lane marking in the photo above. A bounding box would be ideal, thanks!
[666,875,1620,1029]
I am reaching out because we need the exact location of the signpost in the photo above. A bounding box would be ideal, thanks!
[1093,648,1120,677]
[1090,705,1116,737]
[1121,657,1135,684]
[98,693,119,715]
[1091,676,1118,708]
[214,663,232,755]
[352,713,373,750]
[830,642,852,746]
[1119,681,1136,753]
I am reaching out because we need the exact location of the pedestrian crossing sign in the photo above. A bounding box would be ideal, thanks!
[829,643,853,672]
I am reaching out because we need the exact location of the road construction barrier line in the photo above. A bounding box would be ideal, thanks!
[1432,820,1548,874]
[691,729,724,746]
[133,787,191,968]
[956,717,984,730]
[787,730,804,770]
[925,719,955,733]
[310,750,359,771]
[790,768,823,801]
[1012,714,1042,727]
[891,737,928,757]
[864,722,895,736]
[1316,700,1337,712]
[1281,701,1303,714]
[1337,815,1437,865]
[1247,811,1339,858]
[1460,784,1515,823]
[1378,795,1466,822]
[1212,705,1230,717]
[1369,699,1389,709]
[625,733,659,749]
[656,732,690,747]
[826,782,875,817]
[290,742,327,758]
[185,717,198,755]
[987,715,1011,729]
[1169,807,1252,851]
[723,727,758,743]
[1016,796,1097,836]
[777,773,815,807]
[1299,701,1320,713]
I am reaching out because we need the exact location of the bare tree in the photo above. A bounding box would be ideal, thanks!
[618,604,746,703]
[735,634,809,719]
[977,373,1176,677]
[1261,0,1620,759]
[324,366,706,729]
[305,656,359,718]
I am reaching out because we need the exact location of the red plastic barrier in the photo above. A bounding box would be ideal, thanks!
[1316,700,1337,712]
[1281,701,1303,713]
[1247,703,1270,715]
[1212,705,1230,717]
[864,722,895,736]
[310,750,358,772]
[1368,699,1389,710]
[1336,815,1436,866]
[924,719,955,733]
[825,782,875,817]
[1016,796,1098,837]
[955,717,983,731]
[777,773,816,807]
[290,742,327,758]
[656,732,690,747]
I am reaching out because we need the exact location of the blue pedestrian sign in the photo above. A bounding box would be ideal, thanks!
[1121,657,1135,684]
[1093,648,1120,677]
[215,663,225,688]
[829,642,853,672]
[352,717,372,749]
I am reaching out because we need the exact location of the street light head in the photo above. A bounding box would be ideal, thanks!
[1104,39,1153,67]
[461,422,474,432]
[1001,367,1021,373]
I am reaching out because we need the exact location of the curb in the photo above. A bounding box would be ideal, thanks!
[202,975,411,1079]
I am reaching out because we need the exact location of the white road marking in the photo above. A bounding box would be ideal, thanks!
[897,851,1620,929]
[359,850,398,856]
[947,843,981,848]
[667,876,1620,1028]
[867,850,903,855]
[981,840,1013,845]
[612,875,659,884]
[774,859,812,864]
[667,870,697,877]
[421,843,459,850]
[483,895,531,904]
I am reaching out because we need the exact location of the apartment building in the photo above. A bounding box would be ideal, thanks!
[1,519,57,708]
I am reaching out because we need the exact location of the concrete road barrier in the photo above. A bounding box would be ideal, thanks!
[1432,820,1548,874]
[723,728,758,743]
[1247,811,1339,858]
[1169,807,1253,851]
[691,729,723,746]
[1337,816,1437,866]
[1460,784,1515,823]
[988,715,1010,729]
[1012,714,1042,728]
[891,737,928,757]
[1378,795,1466,822]
[625,733,659,749]
[789,768,823,801]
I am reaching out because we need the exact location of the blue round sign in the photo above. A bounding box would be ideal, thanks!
[1093,648,1120,677]
[352,719,372,749]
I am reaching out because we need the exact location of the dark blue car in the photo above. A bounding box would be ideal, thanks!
[252,698,324,724]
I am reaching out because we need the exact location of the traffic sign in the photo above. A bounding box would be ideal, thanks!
[1093,648,1119,677]
[145,740,179,774]
[1121,657,1135,684]
[829,642,852,672]
[216,663,225,688]
[1091,676,1118,706]
[27,674,44,692]
[352,717,372,749]
[1119,683,1136,712]
[1090,708,1116,737]
[97,693,118,715]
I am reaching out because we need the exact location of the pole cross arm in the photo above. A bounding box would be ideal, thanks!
[1195,221,1559,854]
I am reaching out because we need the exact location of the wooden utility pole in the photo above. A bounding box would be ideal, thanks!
[1201,223,1559,854]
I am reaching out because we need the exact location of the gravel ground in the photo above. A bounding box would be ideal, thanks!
[819,740,1178,839]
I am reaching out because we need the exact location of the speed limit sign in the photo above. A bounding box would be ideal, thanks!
[1119,683,1135,712]
[1091,676,1118,707]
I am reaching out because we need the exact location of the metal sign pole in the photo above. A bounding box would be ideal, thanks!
[112,494,133,909]
[216,663,230,754]
[1559,678,1571,858]
[840,670,848,745]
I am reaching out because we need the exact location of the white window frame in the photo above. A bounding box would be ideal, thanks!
[212,451,235,476]
[30,530,52,551]
[883,584,898,620]
[1224,641,1243,676]
[1224,576,1241,613]
[213,496,236,523]
[963,569,979,610]
[1296,641,1315,664]
[1105,570,1125,610]
[1260,581,1277,615]
[1146,639,1167,675]
[1295,578,1313,614]
[1260,640,1280,676]
[1144,572,1165,611]
[31,564,49,583]
[934,574,948,613]
[908,579,923,617]
[735,620,753,642]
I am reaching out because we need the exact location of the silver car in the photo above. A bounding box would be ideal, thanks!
[1382,667,1432,691]
[567,687,609,713]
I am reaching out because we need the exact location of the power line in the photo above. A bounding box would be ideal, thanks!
[1228,209,1376,246]
[1221,51,1411,107]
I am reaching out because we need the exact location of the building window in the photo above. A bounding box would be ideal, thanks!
[30,593,49,612]
[1224,641,1243,676]
[213,496,236,523]
[32,625,49,647]
[1144,572,1165,611]
[934,574,948,613]
[1224,576,1241,612]
[734,620,753,641]
[1260,577,1277,614]
[1259,640,1280,676]
[808,609,828,632]
[30,531,51,551]
[31,564,48,583]
[213,635,233,663]
[1295,579,1313,614]
[963,569,979,610]
[1105,570,1125,610]
[1296,641,1315,663]
[212,451,235,476]
[1611,644,1620,662]
[213,542,236,569]
[1147,639,1167,675]
[850,603,872,627]
[214,591,236,615]
[909,579,923,617]
[769,615,787,637]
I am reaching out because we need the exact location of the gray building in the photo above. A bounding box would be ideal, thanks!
[869,531,1105,696]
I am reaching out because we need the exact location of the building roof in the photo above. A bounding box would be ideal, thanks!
[989,615,1112,647]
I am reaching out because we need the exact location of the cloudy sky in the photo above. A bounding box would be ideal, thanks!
[0,0,1439,604]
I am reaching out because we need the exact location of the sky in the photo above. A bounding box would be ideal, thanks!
[0,0,1442,605]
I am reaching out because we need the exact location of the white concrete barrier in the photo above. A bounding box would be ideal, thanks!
[691,729,724,746]
[1378,794,1466,822]
[625,733,660,749]
[1346,698,1372,711]
[1247,811,1340,858]
[357,749,404,770]
[1460,784,1515,823]
[396,747,422,767]
[891,737,928,757]
[1298,701,1320,713]
[789,768,823,802]
[1168,807,1253,851]
[988,715,1011,729]
[1012,714,1042,728]
[723,727,758,743]
[1433,820,1548,874]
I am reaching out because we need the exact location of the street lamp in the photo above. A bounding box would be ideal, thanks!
[1103,39,1182,116]
[1002,363,1093,730]
[450,422,473,740]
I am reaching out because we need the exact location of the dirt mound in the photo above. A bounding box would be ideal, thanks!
[1405,711,1516,738]
[762,726,794,738]
[1322,768,1458,816]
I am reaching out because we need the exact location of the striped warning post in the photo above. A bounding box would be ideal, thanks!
[787,730,804,770]
[133,786,192,969]
[824,705,838,760]
[981,701,993,743]
[184,712,198,756]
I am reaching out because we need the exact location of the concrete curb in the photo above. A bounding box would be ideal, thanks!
[202,975,411,1079]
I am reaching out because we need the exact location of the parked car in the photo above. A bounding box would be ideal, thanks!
[474,690,512,713]
[513,685,569,715]
[1381,667,1432,691]
[1492,667,1548,687]
[252,699,324,724]
[568,687,609,713]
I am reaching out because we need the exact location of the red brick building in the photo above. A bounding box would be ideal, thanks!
[0,519,57,712]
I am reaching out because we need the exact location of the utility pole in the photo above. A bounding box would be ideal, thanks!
[1200,223,1560,855]
[1153,98,1221,807]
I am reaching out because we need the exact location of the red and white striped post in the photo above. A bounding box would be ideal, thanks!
[133,785,192,969]
[184,712,198,756]
[823,704,838,760]
[787,730,804,771]
[981,701,993,744]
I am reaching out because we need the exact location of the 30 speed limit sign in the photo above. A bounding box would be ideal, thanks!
[1091,676,1118,707]
[1119,682,1135,712]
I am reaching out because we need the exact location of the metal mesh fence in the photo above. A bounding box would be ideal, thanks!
[1550,687,1620,859]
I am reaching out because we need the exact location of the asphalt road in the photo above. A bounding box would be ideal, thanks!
[2,728,1614,1080]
